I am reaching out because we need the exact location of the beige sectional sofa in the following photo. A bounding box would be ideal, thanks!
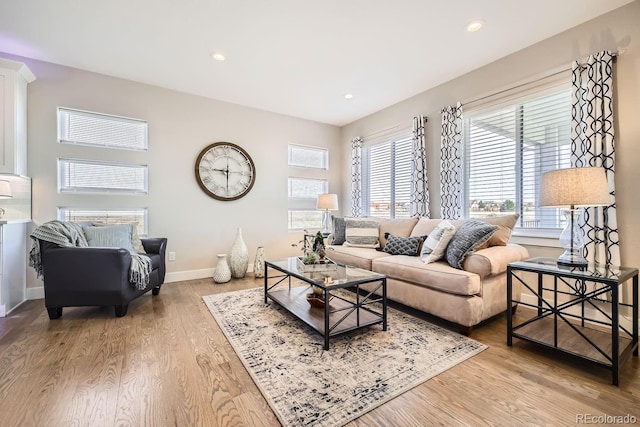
[326,215,529,334]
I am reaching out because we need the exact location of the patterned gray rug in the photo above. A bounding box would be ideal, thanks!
[203,287,486,427]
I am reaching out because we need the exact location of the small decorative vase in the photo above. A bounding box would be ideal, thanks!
[254,246,265,278]
[213,254,231,283]
[229,227,249,279]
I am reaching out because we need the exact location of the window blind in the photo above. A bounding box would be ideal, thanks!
[58,108,148,151]
[58,158,148,194]
[465,88,571,229]
[58,208,148,235]
[288,144,328,169]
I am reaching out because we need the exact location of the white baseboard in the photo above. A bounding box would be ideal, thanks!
[165,263,255,283]
[27,286,45,300]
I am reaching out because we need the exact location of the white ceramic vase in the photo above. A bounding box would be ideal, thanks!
[253,246,265,278]
[213,254,231,283]
[229,227,249,279]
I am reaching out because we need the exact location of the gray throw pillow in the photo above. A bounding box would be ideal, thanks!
[445,220,498,269]
[382,233,424,256]
[83,224,136,253]
[331,215,346,245]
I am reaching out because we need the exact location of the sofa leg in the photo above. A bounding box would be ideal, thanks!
[115,305,129,317]
[511,304,519,315]
[459,325,472,336]
[47,307,63,320]
[152,286,161,296]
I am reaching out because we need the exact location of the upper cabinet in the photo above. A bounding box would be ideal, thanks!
[0,58,36,176]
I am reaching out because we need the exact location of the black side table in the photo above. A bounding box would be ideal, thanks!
[507,257,638,386]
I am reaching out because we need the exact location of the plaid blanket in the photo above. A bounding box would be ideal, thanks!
[29,220,151,290]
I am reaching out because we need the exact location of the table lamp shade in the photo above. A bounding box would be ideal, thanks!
[316,193,339,211]
[0,180,12,199]
[540,167,610,208]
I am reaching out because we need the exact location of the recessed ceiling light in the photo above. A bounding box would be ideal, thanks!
[466,20,484,32]
[344,93,353,100]
[210,51,226,61]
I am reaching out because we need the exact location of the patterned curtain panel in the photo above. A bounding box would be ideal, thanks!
[351,136,363,217]
[440,102,464,219]
[411,115,430,218]
[571,51,620,266]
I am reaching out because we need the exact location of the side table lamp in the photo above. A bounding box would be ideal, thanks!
[316,193,339,235]
[539,167,610,266]
[0,180,12,219]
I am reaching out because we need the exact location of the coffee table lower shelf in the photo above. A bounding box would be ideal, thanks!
[267,286,384,347]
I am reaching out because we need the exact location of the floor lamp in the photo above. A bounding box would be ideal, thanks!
[540,167,610,266]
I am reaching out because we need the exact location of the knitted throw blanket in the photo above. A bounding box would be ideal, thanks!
[29,220,152,290]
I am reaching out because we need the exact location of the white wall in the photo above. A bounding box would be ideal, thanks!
[0,53,343,288]
[340,1,640,268]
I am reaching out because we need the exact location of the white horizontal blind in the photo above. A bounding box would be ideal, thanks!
[287,177,328,199]
[465,88,571,229]
[363,135,412,219]
[58,208,147,235]
[288,210,323,230]
[288,144,328,169]
[58,158,148,194]
[58,108,148,150]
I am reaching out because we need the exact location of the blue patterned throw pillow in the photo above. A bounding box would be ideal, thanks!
[445,220,498,269]
[382,233,424,256]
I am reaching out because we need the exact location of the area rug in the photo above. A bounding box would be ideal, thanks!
[203,287,486,427]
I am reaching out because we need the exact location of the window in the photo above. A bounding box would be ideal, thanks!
[287,144,330,230]
[464,87,571,231]
[288,144,328,170]
[58,107,148,151]
[58,158,148,194]
[362,135,413,219]
[58,208,147,235]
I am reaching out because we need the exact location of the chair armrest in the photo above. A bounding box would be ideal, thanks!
[141,238,167,256]
[141,237,167,284]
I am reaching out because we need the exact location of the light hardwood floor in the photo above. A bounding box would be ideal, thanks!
[1,277,638,427]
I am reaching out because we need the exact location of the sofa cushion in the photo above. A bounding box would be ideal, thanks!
[327,245,391,270]
[382,233,423,256]
[410,217,442,238]
[445,220,498,269]
[420,220,456,263]
[379,217,419,248]
[476,214,519,248]
[344,217,380,248]
[372,256,481,296]
[331,216,346,245]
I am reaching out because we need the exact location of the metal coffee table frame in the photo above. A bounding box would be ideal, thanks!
[264,258,387,350]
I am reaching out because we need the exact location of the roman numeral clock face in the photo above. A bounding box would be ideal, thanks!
[195,142,256,201]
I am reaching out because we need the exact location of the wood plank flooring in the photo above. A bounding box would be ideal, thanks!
[0,277,638,426]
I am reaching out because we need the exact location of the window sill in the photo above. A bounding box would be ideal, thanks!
[511,229,562,248]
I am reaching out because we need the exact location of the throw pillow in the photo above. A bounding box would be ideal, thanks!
[475,214,520,248]
[420,220,456,264]
[378,217,419,248]
[83,224,136,253]
[382,233,424,256]
[445,220,499,269]
[93,222,146,253]
[331,215,346,245]
[344,217,380,248]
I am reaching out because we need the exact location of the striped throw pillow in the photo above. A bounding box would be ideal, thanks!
[344,217,380,248]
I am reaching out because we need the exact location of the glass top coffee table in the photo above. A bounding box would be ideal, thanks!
[264,257,387,350]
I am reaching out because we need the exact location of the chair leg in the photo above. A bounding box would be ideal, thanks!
[47,307,63,320]
[152,285,161,296]
[115,305,129,317]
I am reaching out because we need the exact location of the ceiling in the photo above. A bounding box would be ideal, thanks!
[0,0,633,126]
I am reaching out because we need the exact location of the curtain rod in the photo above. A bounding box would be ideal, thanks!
[463,51,620,107]
[361,117,421,140]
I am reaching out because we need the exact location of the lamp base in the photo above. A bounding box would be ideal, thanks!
[557,249,588,267]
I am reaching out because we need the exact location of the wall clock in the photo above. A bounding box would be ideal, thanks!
[195,142,256,201]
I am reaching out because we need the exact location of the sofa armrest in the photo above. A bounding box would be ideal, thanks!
[42,246,132,292]
[463,243,530,278]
